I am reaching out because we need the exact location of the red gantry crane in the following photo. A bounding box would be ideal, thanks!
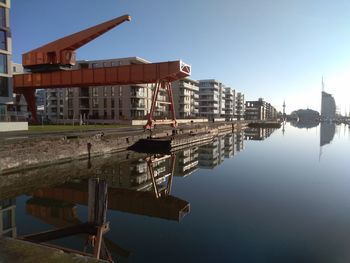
[13,15,191,130]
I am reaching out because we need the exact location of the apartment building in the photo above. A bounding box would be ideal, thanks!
[235,92,245,120]
[245,98,277,121]
[45,88,65,122]
[5,63,28,120]
[198,79,225,120]
[0,0,12,119]
[172,78,199,119]
[45,57,155,124]
[224,87,235,121]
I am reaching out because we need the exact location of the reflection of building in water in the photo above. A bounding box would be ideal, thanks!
[236,131,245,152]
[320,122,336,147]
[198,133,245,167]
[0,199,16,238]
[198,138,220,169]
[218,136,225,165]
[244,128,275,141]
[224,134,234,158]
[97,154,171,192]
[319,122,336,161]
[174,147,199,177]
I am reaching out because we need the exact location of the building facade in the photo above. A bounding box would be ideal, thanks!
[44,57,156,124]
[245,98,277,121]
[6,63,28,120]
[224,87,235,121]
[321,91,336,120]
[235,92,245,120]
[172,78,199,119]
[0,0,12,120]
[198,79,225,120]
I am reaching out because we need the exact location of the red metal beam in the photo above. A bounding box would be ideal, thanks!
[32,184,190,222]
[13,61,190,90]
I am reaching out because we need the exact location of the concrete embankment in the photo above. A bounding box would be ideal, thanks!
[0,121,250,174]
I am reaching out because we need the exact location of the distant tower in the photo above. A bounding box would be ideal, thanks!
[320,77,336,120]
[322,76,325,92]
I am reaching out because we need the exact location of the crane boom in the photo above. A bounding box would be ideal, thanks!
[22,15,131,72]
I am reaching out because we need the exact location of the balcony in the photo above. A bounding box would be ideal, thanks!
[79,88,90,97]
[131,103,146,109]
[131,91,145,98]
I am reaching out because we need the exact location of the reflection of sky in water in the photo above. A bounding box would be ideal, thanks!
[4,123,350,262]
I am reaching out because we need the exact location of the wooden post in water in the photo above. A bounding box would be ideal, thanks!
[88,178,108,259]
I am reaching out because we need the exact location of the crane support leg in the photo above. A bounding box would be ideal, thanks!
[22,90,37,123]
[144,81,161,130]
[166,82,177,128]
[144,81,177,130]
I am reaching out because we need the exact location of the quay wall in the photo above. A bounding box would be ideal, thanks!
[0,122,28,132]
[0,121,250,174]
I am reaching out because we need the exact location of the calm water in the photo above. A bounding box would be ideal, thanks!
[1,123,350,263]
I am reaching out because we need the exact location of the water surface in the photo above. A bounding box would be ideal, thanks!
[1,123,350,262]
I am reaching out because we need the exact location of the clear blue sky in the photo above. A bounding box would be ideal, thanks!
[10,0,350,114]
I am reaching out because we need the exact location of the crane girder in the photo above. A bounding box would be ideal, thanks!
[13,61,191,90]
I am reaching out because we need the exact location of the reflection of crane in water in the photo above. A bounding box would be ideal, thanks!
[29,154,188,221]
[21,179,114,262]
[20,152,186,261]
[26,194,130,259]
[146,154,176,198]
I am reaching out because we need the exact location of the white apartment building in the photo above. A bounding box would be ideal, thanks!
[172,78,199,119]
[5,63,28,121]
[45,57,157,124]
[235,92,245,120]
[198,79,225,120]
[224,87,235,121]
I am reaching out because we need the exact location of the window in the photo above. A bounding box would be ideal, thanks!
[0,53,7,73]
[0,7,5,28]
[92,98,98,108]
[68,99,73,108]
[0,30,6,50]
[92,88,98,96]
[0,0,6,4]
[103,87,108,97]
[0,76,8,97]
